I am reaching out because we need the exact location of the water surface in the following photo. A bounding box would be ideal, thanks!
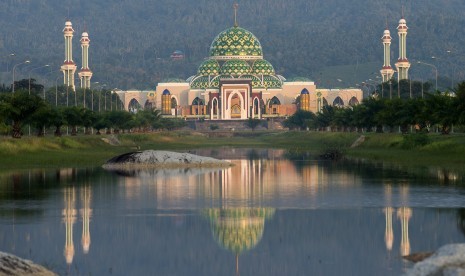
[0,149,464,275]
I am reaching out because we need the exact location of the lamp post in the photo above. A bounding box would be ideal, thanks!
[12,60,30,92]
[28,64,49,95]
[3,53,15,72]
[417,61,438,92]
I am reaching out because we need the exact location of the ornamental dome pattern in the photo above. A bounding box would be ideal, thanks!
[221,59,252,75]
[252,59,275,75]
[263,75,282,89]
[190,76,209,89]
[197,59,220,76]
[241,75,263,88]
[209,27,263,60]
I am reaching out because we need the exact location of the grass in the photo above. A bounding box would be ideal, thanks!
[1,131,465,172]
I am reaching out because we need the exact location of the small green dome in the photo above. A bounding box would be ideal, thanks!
[263,75,282,89]
[221,59,252,75]
[210,26,263,60]
[252,59,275,75]
[190,76,209,89]
[197,59,220,76]
[241,75,263,88]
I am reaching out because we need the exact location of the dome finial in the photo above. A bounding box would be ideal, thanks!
[233,3,239,27]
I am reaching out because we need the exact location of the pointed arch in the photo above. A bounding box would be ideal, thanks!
[128,98,142,113]
[349,96,359,106]
[333,96,344,107]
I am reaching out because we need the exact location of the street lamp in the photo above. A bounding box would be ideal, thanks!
[3,53,15,72]
[12,60,30,92]
[28,64,49,95]
[417,61,438,92]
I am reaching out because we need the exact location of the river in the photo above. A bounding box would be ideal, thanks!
[0,148,464,275]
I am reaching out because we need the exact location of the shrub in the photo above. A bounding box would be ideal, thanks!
[401,132,430,149]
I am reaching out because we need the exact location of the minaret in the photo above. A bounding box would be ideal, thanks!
[61,20,77,91]
[78,31,93,89]
[395,13,411,80]
[380,27,395,83]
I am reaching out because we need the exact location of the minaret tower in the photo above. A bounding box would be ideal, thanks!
[78,31,93,89]
[380,26,395,83]
[61,20,77,91]
[395,12,411,80]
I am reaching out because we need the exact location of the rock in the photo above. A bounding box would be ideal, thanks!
[403,252,434,263]
[0,251,56,276]
[103,150,232,169]
[405,244,465,276]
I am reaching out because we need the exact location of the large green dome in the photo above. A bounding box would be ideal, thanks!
[210,26,263,60]
[221,59,252,75]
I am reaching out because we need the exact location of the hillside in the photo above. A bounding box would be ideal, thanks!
[0,0,464,89]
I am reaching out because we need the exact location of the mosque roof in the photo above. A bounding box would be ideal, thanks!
[252,59,275,75]
[221,59,252,75]
[197,59,220,76]
[209,26,263,60]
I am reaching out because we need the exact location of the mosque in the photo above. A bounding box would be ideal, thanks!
[150,8,362,119]
[60,7,364,119]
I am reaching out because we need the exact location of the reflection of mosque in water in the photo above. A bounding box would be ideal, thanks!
[62,184,92,265]
[206,208,275,274]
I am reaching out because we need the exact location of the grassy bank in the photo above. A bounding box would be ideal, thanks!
[0,131,464,171]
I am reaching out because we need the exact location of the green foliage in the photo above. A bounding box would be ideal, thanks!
[283,110,316,130]
[245,118,261,131]
[210,124,219,131]
[159,118,187,130]
[401,132,430,149]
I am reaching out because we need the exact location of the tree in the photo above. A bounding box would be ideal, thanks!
[245,118,261,131]
[49,107,66,136]
[0,90,46,138]
[283,110,316,130]
[63,106,84,135]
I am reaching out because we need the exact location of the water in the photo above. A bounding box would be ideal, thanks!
[0,148,464,275]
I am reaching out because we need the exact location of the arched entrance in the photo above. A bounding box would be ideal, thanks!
[268,96,281,115]
[171,97,178,116]
[252,97,261,118]
[210,97,219,120]
[192,97,205,115]
[230,94,241,119]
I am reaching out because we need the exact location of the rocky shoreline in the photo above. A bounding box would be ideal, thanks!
[0,252,56,276]
[102,150,232,170]
[405,244,465,276]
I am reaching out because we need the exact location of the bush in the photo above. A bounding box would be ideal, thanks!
[210,124,219,131]
[401,132,430,149]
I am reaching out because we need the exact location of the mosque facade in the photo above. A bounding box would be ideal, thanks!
[149,23,362,119]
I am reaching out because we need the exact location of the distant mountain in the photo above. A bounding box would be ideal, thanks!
[1,0,464,89]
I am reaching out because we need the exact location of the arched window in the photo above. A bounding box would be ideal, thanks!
[322,97,328,106]
[192,97,204,105]
[349,96,359,106]
[333,96,344,107]
[171,97,177,108]
[269,96,281,106]
[144,100,153,110]
[128,98,142,113]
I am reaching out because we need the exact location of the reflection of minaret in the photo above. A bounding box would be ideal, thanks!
[395,9,411,80]
[80,186,92,254]
[384,184,394,251]
[384,207,394,251]
[397,207,412,256]
[78,31,93,89]
[63,187,77,265]
[61,20,77,91]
